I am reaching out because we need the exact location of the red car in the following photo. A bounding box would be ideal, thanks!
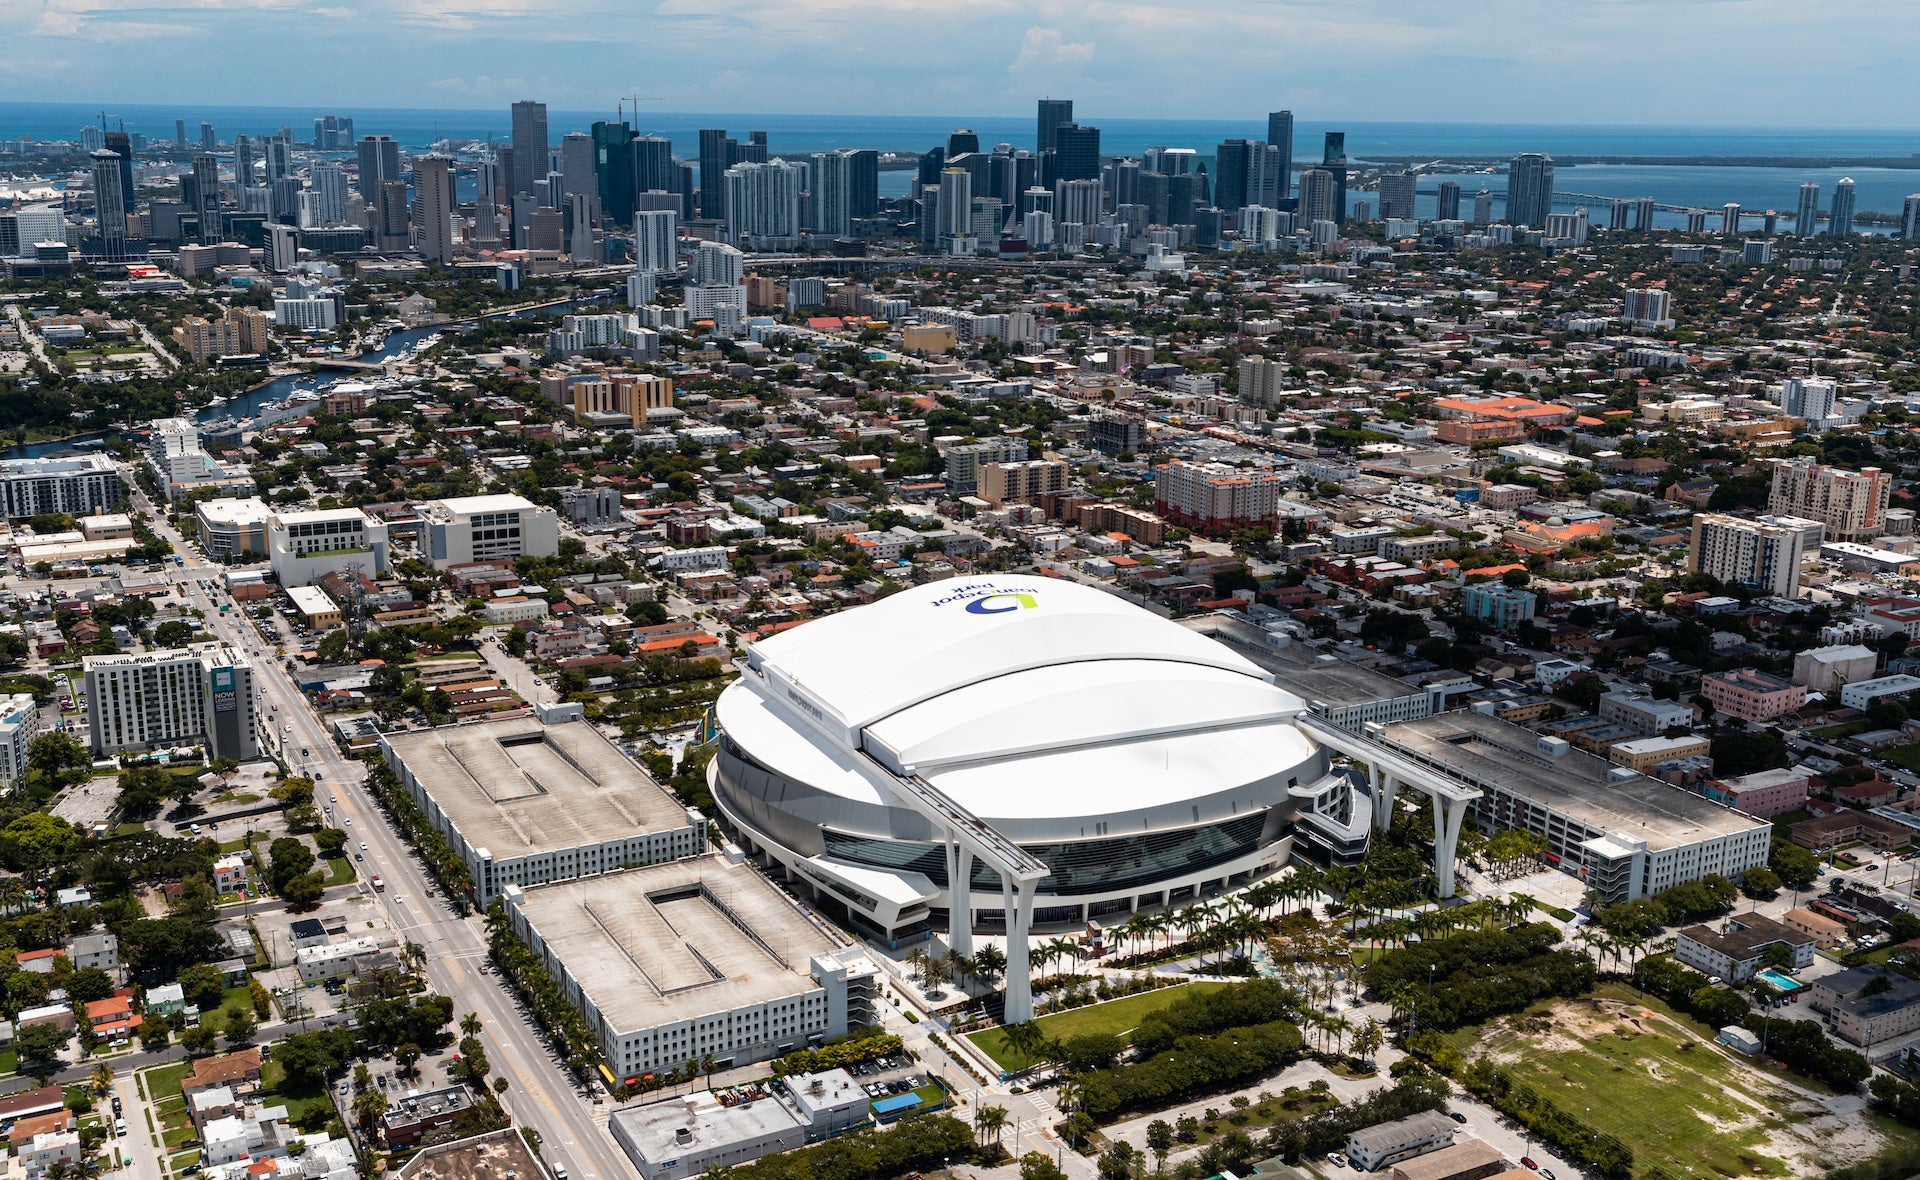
[1522,1160,1539,1172]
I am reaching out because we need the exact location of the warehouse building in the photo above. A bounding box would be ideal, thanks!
[501,856,879,1086]
[379,717,706,903]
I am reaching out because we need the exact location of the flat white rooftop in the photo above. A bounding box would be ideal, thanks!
[509,856,844,1033]
[1382,712,1766,851]
[384,718,691,855]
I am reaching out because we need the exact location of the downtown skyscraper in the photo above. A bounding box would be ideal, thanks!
[1321,132,1347,224]
[511,100,549,197]
[1037,98,1073,155]
[413,155,455,265]
[89,149,129,261]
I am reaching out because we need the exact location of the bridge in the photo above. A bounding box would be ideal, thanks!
[1294,712,1482,899]
[1414,185,1753,217]
[856,750,1050,1023]
[312,357,386,372]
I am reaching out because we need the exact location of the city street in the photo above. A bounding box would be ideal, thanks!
[137,496,641,1180]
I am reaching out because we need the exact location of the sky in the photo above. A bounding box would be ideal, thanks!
[3,0,1918,125]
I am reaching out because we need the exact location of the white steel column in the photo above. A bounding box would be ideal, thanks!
[944,833,974,956]
[1370,766,1399,832]
[1432,793,1470,899]
[1003,878,1039,1024]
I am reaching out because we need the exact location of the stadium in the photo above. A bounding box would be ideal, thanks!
[709,574,1365,960]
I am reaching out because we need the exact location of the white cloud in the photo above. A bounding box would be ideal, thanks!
[1010,26,1095,74]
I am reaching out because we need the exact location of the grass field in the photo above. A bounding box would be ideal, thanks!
[324,856,356,886]
[1450,991,1920,1178]
[968,982,1227,1071]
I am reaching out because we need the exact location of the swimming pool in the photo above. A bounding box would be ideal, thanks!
[1757,968,1804,991]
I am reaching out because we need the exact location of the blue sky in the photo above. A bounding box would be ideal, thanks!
[4,0,1917,125]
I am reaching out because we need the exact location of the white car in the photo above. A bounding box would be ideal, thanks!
[359,842,367,852]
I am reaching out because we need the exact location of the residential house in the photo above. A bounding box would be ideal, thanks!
[1674,914,1816,982]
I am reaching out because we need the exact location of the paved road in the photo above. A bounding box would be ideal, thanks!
[134,491,639,1180]
[4,304,52,367]
[134,321,180,369]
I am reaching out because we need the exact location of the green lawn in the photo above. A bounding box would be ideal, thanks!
[968,982,1228,1071]
[324,857,356,886]
[140,1059,194,1102]
[260,1059,335,1125]
[1883,744,1920,773]
[1450,990,1920,1178]
[0,1048,15,1075]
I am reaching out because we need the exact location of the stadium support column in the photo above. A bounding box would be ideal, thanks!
[1003,877,1038,1024]
[1432,793,1469,899]
[944,833,975,956]
[1369,765,1399,832]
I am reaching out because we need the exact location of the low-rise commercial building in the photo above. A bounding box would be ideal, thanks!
[1608,734,1710,772]
[268,507,389,586]
[610,1088,807,1180]
[421,494,559,569]
[501,856,879,1085]
[1347,1111,1457,1172]
[195,497,274,559]
[1597,691,1696,737]
[379,717,705,903]
[1840,674,1920,712]
[1792,644,1880,693]
[286,585,343,631]
[1387,1140,1508,1180]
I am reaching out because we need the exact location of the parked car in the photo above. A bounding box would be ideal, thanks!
[1522,1159,1539,1172]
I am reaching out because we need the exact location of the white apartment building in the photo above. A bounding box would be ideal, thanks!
[146,418,254,504]
[1688,513,1805,598]
[84,646,258,761]
[274,297,339,331]
[267,507,389,586]
[0,454,123,519]
[0,693,43,789]
[420,494,558,569]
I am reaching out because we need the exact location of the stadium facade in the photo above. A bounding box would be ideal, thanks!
[709,576,1365,996]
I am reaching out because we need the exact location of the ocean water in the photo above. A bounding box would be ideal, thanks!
[6,102,1917,161]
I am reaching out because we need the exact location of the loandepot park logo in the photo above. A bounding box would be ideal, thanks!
[930,583,1043,615]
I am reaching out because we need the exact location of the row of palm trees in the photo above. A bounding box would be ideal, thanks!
[1573,926,1670,973]
[906,944,1009,993]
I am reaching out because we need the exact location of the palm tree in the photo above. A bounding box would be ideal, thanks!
[0,879,27,916]
[89,1063,114,1096]
[1056,1078,1085,1146]
[975,1103,1010,1147]
[459,1011,483,1039]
